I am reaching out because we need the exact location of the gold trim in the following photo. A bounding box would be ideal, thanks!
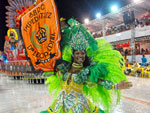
[95,107,99,113]
[48,108,53,113]
[72,62,83,68]
[62,77,83,94]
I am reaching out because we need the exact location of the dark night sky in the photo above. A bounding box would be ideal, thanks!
[0,0,129,51]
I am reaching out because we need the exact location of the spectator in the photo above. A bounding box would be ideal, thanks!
[125,49,128,55]
[141,48,145,54]
[120,48,125,56]
[145,48,149,54]
[141,55,147,66]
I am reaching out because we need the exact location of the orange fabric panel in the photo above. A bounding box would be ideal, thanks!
[21,0,61,71]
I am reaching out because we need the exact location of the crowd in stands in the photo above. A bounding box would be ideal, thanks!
[93,13,150,38]
[117,47,150,56]
[105,17,150,35]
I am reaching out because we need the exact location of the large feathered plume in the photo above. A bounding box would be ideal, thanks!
[5,0,36,28]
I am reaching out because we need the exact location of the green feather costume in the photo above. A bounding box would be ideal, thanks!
[41,18,127,113]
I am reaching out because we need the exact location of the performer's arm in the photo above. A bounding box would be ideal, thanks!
[97,78,114,89]
[97,78,132,90]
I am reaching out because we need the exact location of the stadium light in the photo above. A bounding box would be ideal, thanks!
[133,0,141,3]
[111,5,118,13]
[84,18,89,24]
[96,13,101,18]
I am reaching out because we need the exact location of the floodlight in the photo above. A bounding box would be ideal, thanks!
[133,0,141,3]
[96,13,101,18]
[111,5,118,13]
[84,18,89,24]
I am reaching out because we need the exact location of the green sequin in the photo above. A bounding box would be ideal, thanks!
[101,80,113,90]
[62,68,89,85]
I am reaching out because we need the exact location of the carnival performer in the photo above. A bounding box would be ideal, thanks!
[41,18,132,113]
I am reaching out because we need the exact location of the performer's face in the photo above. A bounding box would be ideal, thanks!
[10,31,16,43]
[73,50,85,64]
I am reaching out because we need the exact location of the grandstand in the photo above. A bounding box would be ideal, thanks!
[84,0,150,63]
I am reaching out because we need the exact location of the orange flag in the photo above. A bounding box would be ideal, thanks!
[21,0,61,71]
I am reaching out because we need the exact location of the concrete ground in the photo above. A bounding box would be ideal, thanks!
[0,73,150,113]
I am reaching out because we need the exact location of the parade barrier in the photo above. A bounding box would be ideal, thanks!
[24,71,45,84]
[0,61,46,83]
[0,61,30,77]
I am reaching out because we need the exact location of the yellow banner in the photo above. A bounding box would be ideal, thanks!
[21,0,61,71]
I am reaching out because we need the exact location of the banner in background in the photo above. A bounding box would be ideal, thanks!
[21,0,61,71]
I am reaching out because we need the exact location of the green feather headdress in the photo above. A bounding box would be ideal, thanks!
[61,18,98,62]
[70,30,89,50]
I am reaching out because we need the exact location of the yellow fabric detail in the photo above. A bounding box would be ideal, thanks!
[60,17,66,22]
[62,76,83,94]
[112,84,115,89]
[95,107,99,113]
[57,71,62,88]
[48,108,53,113]
[128,64,132,69]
